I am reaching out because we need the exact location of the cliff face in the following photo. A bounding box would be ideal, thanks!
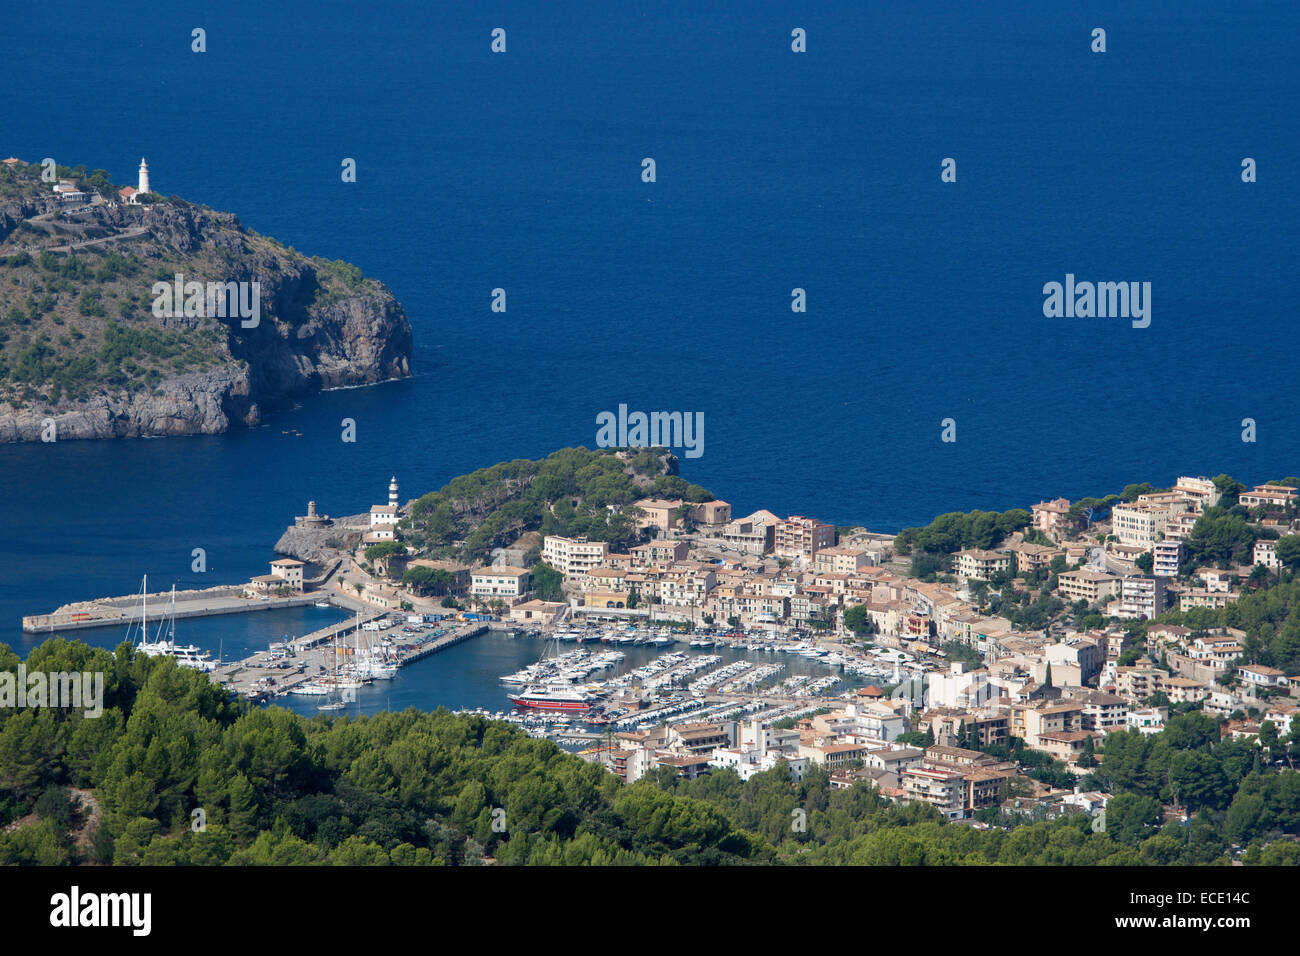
[0,367,254,440]
[0,185,413,441]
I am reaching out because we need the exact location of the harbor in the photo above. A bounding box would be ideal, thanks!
[17,572,931,752]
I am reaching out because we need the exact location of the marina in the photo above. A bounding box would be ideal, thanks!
[254,621,913,747]
[19,574,928,754]
[214,616,490,705]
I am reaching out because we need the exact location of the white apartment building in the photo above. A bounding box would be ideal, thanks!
[1110,502,1169,548]
[901,767,966,820]
[471,566,531,602]
[658,567,717,608]
[813,546,874,575]
[1240,484,1299,509]
[954,549,1011,581]
[1127,707,1168,736]
[1152,539,1183,577]
[1057,568,1121,604]
[542,535,610,577]
[927,663,999,710]
[1174,476,1221,509]
[1254,539,1280,569]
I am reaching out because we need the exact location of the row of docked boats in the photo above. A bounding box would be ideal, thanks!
[288,611,406,709]
[532,624,723,648]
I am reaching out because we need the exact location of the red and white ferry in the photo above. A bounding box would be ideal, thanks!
[508,682,592,711]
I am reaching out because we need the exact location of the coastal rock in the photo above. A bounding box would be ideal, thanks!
[273,514,369,565]
[0,367,254,441]
[0,193,413,442]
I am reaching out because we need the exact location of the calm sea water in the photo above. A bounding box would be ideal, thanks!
[2,1,1298,645]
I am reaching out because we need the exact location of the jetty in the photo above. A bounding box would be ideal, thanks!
[218,620,490,702]
[22,585,321,634]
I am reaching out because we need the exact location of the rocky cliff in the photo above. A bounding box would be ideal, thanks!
[273,512,370,565]
[0,162,412,441]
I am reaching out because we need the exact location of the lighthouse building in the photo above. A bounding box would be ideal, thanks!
[370,476,400,527]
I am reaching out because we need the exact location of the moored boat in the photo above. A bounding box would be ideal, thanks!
[507,683,592,711]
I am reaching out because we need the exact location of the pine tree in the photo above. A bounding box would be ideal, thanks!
[226,773,258,844]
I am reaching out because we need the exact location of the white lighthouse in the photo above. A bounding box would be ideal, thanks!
[137,157,150,196]
[388,476,399,508]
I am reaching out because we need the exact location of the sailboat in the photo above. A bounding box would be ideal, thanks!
[351,609,398,680]
[133,578,216,672]
[318,631,348,711]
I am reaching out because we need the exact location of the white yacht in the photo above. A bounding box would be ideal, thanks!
[132,579,217,672]
[289,681,330,696]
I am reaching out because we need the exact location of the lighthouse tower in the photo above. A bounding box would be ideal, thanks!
[388,476,399,509]
[137,158,150,196]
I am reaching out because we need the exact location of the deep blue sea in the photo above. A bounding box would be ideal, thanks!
[2,1,1298,650]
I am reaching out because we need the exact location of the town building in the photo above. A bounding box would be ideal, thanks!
[954,549,1011,581]
[1009,700,1084,749]
[631,498,683,533]
[1152,540,1183,577]
[1239,484,1299,509]
[1031,498,1073,538]
[1006,541,1062,574]
[1110,502,1170,548]
[1057,568,1121,604]
[1254,539,1280,569]
[1118,575,1168,620]
[721,511,778,555]
[470,566,531,603]
[690,500,732,525]
[901,767,967,820]
[508,600,567,625]
[543,535,610,577]
[1174,476,1221,508]
[775,516,837,561]
[1239,664,1287,689]
[630,539,689,566]
[813,546,875,575]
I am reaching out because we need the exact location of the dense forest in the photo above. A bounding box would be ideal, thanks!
[4,638,1300,865]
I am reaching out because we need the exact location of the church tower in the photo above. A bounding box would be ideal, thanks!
[388,476,399,509]
[138,158,150,196]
